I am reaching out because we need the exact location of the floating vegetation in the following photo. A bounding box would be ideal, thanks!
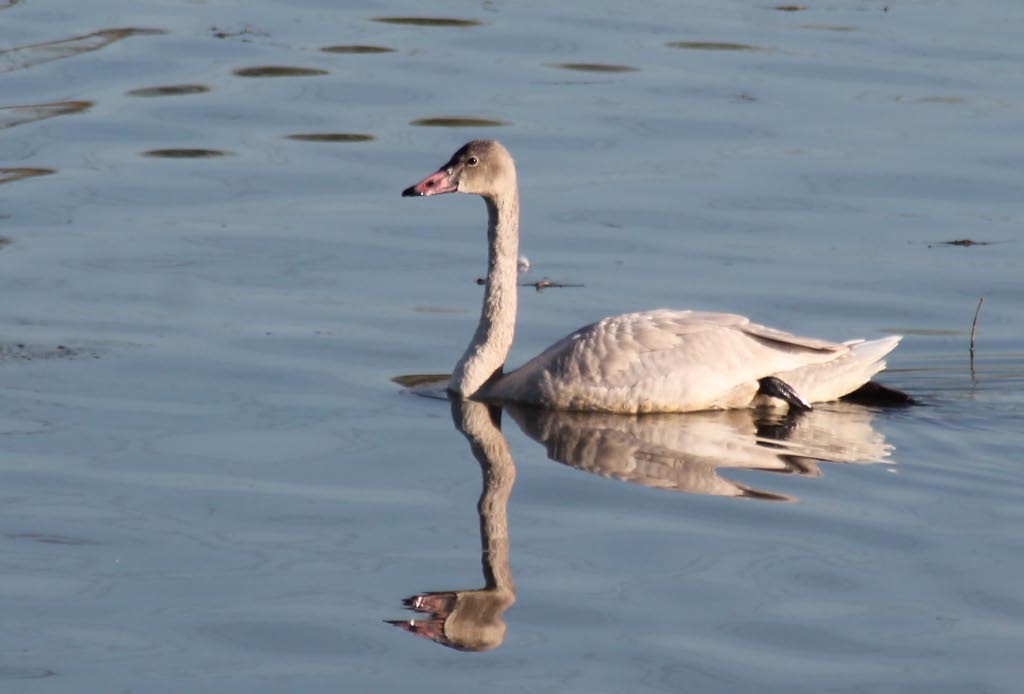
[970,296,984,374]
[0,28,166,73]
[546,62,639,73]
[141,148,232,158]
[774,4,807,10]
[414,306,467,314]
[918,96,967,104]
[801,24,858,32]
[0,341,95,361]
[126,84,210,97]
[321,44,395,54]
[666,41,764,51]
[211,24,268,39]
[0,100,91,129]
[522,279,584,292]
[933,238,993,247]
[284,133,376,143]
[233,66,328,77]
[0,167,56,185]
[372,16,484,28]
[410,116,508,128]
[392,373,451,388]
[8,533,97,546]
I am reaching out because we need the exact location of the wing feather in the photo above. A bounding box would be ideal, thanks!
[483,309,854,412]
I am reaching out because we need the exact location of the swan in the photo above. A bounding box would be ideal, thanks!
[402,140,901,414]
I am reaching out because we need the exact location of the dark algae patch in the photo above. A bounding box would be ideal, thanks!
[667,41,764,51]
[233,66,328,77]
[1,100,91,128]
[931,238,996,247]
[0,341,97,362]
[321,44,395,54]
[546,62,639,73]
[372,17,484,28]
[142,148,232,158]
[0,167,55,185]
[392,373,451,388]
[126,84,210,97]
[285,133,376,143]
[410,116,508,128]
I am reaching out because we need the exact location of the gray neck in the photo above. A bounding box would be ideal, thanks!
[449,190,519,397]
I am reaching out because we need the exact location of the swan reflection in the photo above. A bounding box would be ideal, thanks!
[388,392,895,650]
[387,399,516,652]
[506,402,892,501]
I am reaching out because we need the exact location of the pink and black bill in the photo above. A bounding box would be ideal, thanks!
[401,145,472,197]
[401,167,458,197]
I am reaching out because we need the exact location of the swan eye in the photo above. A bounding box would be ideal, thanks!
[466,156,479,167]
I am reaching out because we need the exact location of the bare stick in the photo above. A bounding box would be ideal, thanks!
[970,296,983,372]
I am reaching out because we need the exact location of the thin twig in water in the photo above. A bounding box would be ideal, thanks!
[476,278,584,291]
[970,296,983,375]
[521,279,584,292]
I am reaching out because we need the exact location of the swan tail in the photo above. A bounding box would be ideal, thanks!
[773,335,902,404]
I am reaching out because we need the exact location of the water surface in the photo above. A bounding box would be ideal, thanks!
[1,1,1022,692]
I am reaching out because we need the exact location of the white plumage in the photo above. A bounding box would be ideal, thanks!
[403,140,900,414]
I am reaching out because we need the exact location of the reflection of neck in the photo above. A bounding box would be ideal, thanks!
[450,191,520,398]
[388,399,518,652]
[454,399,516,595]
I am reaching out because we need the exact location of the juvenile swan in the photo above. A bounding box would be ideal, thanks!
[402,140,900,413]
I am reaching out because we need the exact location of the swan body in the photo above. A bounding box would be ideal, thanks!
[402,140,900,414]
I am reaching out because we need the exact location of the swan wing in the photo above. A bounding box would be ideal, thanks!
[485,310,887,413]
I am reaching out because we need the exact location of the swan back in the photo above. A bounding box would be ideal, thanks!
[483,310,901,413]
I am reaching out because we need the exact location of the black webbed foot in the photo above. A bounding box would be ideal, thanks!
[757,376,812,411]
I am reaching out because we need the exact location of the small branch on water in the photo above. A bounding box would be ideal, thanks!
[970,296,983,375]
[521,279,584,292]
[476,277,584,292]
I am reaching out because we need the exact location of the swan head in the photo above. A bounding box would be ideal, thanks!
[402,140,516,201]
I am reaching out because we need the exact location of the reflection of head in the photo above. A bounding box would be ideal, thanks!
[388,587,515,652]
[387,398,517,651]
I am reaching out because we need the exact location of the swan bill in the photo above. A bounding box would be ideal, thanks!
[402,168,458,197]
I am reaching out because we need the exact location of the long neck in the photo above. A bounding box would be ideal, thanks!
[450,188,519,397]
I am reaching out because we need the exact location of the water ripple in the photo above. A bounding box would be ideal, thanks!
[0,99,91,129]
[0,27,166,73]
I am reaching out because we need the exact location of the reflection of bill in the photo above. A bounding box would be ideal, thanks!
[387,396,896,650]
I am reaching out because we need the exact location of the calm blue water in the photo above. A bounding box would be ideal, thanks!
[2,1,1023,692]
